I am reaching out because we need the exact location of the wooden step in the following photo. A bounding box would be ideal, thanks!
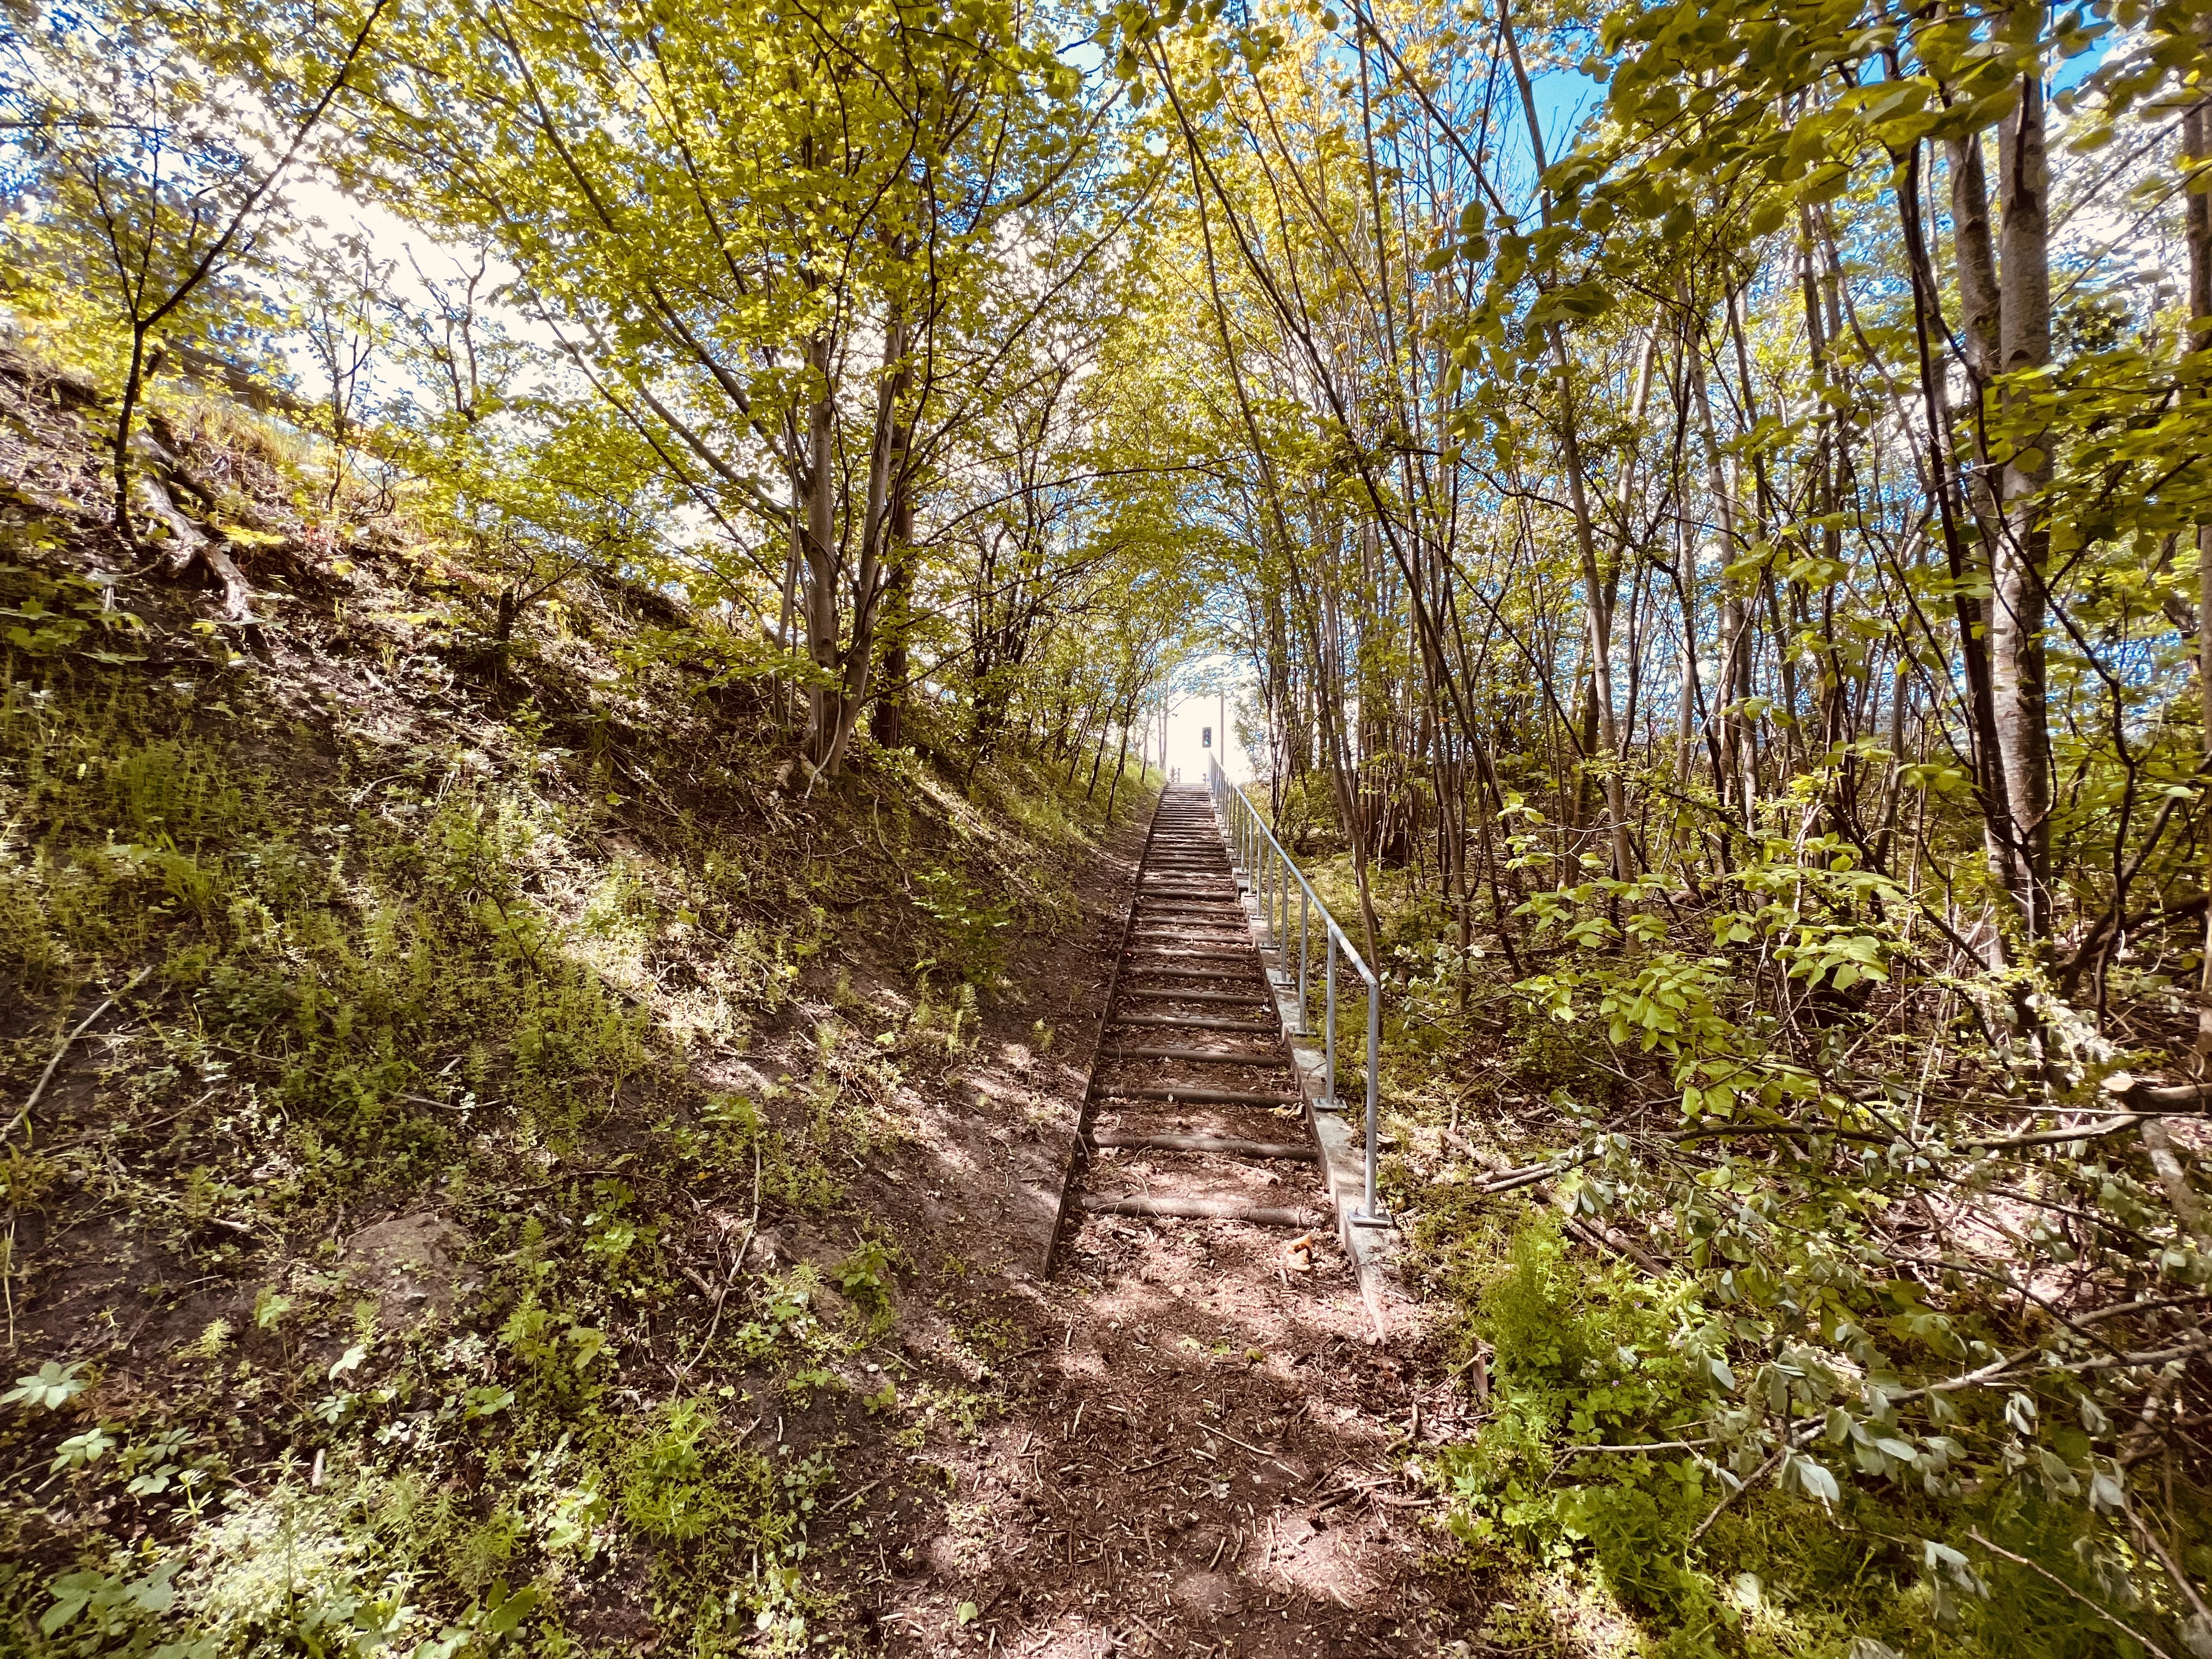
[1118,989,1271,1006]
[1075,1193,1312,1226]
[1085,1131,1316,1161]
[1124,972,1268,986]
[1101,1085,1297,1105]
[1112,1013,1276,1032]
[1107,1045,1280,1065]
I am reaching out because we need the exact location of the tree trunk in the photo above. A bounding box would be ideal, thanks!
[1687,320,1752,820]
[1085,715,1111,802]
[1946,132,2004,390]
[822,314,912,776]
[2187,78,2212,1060]
[1993,52,2055,941]
[1104,717,1133,823]
[870,559,910,750]
[800,334,839,768]
[870,403,916,751]
[1947,126,2028,922]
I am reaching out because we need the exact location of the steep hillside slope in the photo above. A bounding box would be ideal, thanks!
[0,336,1152,1654]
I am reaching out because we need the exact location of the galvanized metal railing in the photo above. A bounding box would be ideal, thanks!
[1207,756,1390,1228]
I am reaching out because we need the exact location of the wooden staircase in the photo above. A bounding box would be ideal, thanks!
[1046,786,1327,1259]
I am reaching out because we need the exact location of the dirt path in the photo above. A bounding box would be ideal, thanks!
[865,791,1474,1655]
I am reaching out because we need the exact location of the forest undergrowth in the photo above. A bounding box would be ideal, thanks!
[0,326,1144,1657]
[1267,806,2212,1659]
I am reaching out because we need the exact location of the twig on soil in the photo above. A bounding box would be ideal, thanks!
[1686,1442,1785,1548]
[826,1477,883,1513]
[7,967,153,1143]
[1201,1424,1300,1475]
[1965,1527,2178,1659]
[2121,1499,2212,1635]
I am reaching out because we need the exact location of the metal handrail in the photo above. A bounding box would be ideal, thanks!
[1206,757,1389,1228]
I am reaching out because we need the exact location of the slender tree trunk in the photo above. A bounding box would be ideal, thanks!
[1085,713,1112,802]
[112,325,154,546]
[1687,318,1752,820]
[1948,131,2004,396]
[822,315,911,776]
[1675,486,1703,789]
[871,561,910,750]
[801,334,839,768]
[1897,139,2017,958]
[1993,50,2055,940]
[870,408,916,750]
[1503,7,1633,878]
[1066,686,1105,786]
[1104,713,1134,824]
[2187,79,2212,1060]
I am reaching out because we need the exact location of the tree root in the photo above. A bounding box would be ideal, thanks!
[128,437,258,625]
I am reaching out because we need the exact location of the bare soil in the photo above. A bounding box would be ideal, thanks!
[851,811,1477,1656]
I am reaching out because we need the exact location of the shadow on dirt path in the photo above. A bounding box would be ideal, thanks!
[863,799,1478,1656]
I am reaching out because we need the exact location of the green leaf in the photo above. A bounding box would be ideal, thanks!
[41,1573,105,1634]
[4,1361,88,1411]
[483,1582,542,1637]
[1804,161,1850,203]
[1791,1455,1841,1503]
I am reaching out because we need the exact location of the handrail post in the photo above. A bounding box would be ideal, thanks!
[1296,888,1309,1036]
[1273,848,1287,983]
[1276,848,1289,981]
[1353,971,1386,1226]
[1322,941,1338,1111]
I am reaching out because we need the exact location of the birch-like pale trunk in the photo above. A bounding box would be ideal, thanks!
[1944,127,2028,919]
[1993,48,2055,940]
